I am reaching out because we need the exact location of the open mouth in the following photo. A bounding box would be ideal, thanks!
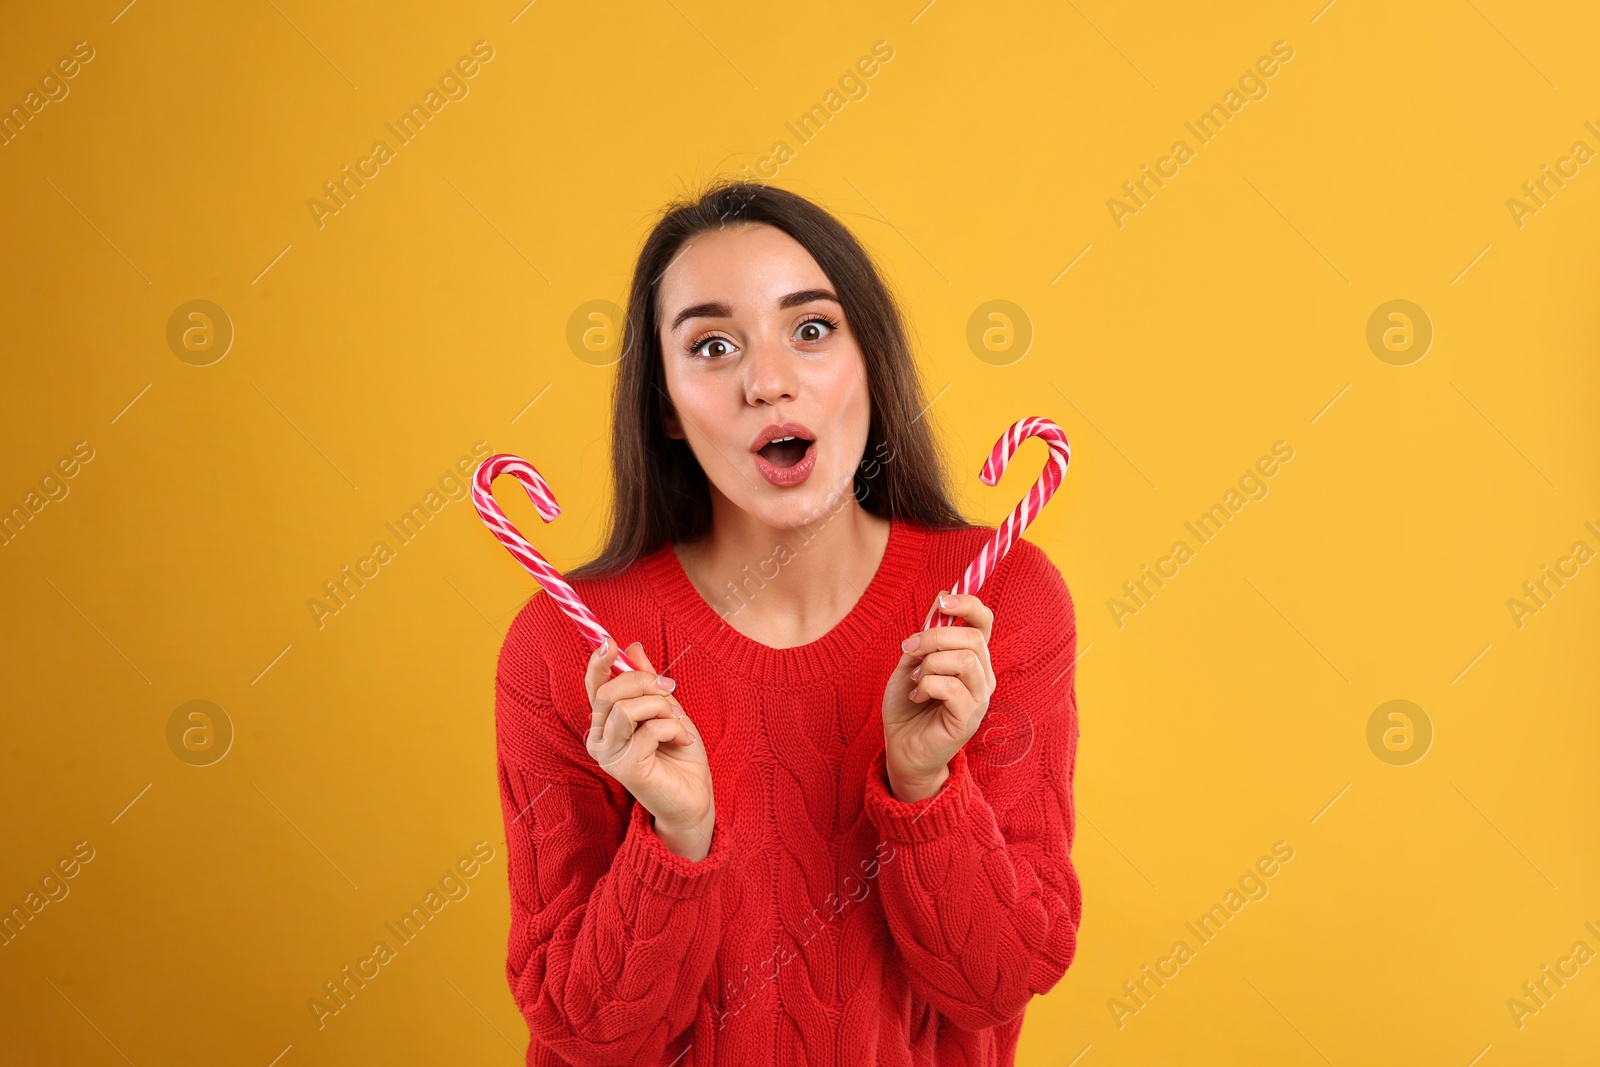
[757,434,812,469]
[750,422,818,487]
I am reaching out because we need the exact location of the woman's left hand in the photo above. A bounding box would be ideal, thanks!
[881,590,997,802]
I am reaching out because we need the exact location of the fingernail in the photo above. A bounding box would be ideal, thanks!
[658,675,676,693]
[901,634,920,653]
[909,686,919,700]
[910,664,922,680]
[597,637,609,655]
[939,594,958,611]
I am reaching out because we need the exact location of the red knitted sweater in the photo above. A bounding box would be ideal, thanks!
[493,517,1082,1066]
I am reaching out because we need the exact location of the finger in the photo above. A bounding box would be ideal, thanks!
[931,591,994,644]
[596,663,678,707]
[667,693,692,731]
[603,695,697,754]
[617,640,679,695]
[593,675,665,746]
[890,646,920,681]
[911,672,977,716]
[602,698,647,750]
[593,713,662,772]
[908,625,984,653]
[625,641,656,675]
[902,622,985,657]
[904,614,993,688]
[911,648,988,698]
[585,636,619,706]
[586,637,621,745]
[609,694,684,733]
[637,715,696,750]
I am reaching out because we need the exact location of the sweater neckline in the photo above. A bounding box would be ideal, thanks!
[641,516,927,684]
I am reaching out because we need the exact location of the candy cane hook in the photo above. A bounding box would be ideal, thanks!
[471,454,640,674]
[924,417,1072,630]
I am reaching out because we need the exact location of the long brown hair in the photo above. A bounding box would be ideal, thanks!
[571,179,972,579]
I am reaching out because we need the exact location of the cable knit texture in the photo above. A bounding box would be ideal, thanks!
[494,517,1082,1066]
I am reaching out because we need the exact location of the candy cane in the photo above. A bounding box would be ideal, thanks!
[471,454,640,674]
[924,417,1071,630]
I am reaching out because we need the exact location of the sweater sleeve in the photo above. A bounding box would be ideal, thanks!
[863,540,1082,1031]
[495,595,734,1067]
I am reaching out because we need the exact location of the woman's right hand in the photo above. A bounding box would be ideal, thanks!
[584,638,716,861]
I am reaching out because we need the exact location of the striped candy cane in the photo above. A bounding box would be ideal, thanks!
[471,454,640,675]
[923,417,1072,630]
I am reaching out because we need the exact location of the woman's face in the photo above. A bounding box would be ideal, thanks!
[658,222,871,531]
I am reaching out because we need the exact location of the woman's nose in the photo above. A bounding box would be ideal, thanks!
[742,336,797,405]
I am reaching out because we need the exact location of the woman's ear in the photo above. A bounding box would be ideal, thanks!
[663,409,684,440]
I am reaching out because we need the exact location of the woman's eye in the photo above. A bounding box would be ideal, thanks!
[795,317,837,343]
[691,336,734,358]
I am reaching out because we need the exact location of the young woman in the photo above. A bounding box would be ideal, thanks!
[493,181,1082,1066]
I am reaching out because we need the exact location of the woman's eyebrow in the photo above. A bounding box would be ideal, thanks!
[669,301,730,332]
[668,289,840,333]
[778,288,839,310]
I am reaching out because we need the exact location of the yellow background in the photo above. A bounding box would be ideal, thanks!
[2,0,1597,1064]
